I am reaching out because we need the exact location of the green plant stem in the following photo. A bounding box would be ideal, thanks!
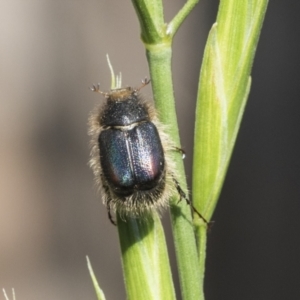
[195,225,207,298]
[146,43,203,300]
[168,0,199,36]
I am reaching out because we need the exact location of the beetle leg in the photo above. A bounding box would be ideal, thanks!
[107,206,117,226]
[103,182,117,225]
[173,178,210,227]
[173,147,186,159]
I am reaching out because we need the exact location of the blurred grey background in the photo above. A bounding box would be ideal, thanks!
[0,1,299,299]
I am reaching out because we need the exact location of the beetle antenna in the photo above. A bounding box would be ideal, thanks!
[90,83,107,97]
[136,77,151,91]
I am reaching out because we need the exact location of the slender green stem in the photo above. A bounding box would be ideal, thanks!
[131,0,165,43]
[168,0,199,37]
[146,44,203,300]
[195,226,207,299]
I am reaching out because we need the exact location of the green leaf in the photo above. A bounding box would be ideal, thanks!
[194,0,268,221]
[193,0,268,277]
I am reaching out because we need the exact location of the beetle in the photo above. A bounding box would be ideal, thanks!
[88,78,208,225]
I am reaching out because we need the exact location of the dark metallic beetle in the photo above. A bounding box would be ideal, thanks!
[89,78,208,225]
